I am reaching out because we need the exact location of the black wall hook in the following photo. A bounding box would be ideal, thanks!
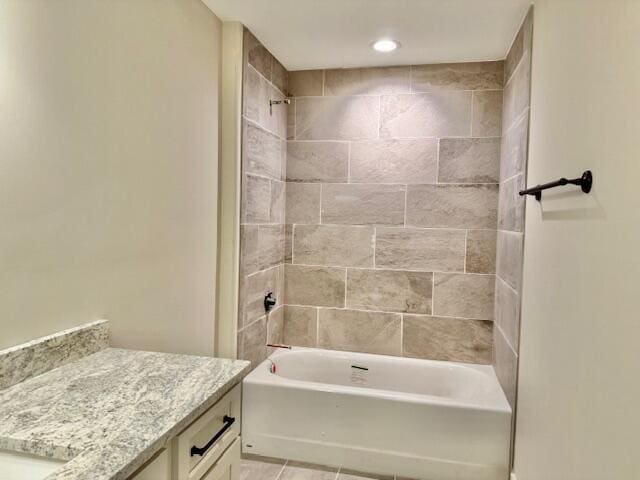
[519,170,593,201]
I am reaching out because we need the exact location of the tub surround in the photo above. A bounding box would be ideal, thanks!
[0,320,109,390]
[237,29,289,369]
[0,326,250,480]
[283,62,504,364]
[494,7,533,409]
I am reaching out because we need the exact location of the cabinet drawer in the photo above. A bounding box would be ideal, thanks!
[172,384,241,480]
[202,438,240,480]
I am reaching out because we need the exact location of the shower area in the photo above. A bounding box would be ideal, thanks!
[234,7,532,477]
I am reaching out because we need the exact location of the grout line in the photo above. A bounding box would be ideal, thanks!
[286,262,494,277]
[283,303,492,322]
[274,459,288,480]
[287,134,501,142]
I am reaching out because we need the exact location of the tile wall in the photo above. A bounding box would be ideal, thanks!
[237,30,288,368]
[283,61,505,364]
[494,8,533,408]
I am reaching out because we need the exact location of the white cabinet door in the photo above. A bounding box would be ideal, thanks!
[129,449,171,480]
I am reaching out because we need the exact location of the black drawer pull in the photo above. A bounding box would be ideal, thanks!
[190,415,235,457]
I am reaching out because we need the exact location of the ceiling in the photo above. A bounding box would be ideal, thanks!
[203,0,532,71]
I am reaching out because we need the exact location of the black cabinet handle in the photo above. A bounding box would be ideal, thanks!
[190,415,235,457]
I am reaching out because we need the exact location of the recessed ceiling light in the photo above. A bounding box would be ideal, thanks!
[372,39,399,52]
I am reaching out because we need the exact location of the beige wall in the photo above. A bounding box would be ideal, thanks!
[0,0,222,355]
[283,64,503,362]
[514,0,640,478]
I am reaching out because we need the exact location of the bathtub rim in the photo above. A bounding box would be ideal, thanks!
[245,346,512,414]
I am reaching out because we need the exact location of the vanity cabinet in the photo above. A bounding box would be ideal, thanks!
[129,385,241,480]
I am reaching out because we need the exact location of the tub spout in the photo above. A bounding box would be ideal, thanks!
[267,343,291,349]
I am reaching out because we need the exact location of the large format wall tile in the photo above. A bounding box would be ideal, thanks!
[293,225,374,267]
[433,273,495,320]
[243,120,283,180]
[321,184,406,226]
[284,224,293,264]
[288,70,323,97]
[502,52,531,131]
[257,225,285,271]
[239,265,281,328]
[411,61,504,92]
[346,269,433,314]
[295,96,379,140]
[245,30,272,80]
[285,264,346,307]
[287,141,349,182]
[500,112,529,181]
[318,309,402,356]
[238,318,267,368]
[380,91,472,138]
[242,174,271,224]
[324,66,410,96]
[240,225,260,277]
[472,90,503,137]
[243,65,270,129]
[438,138,500,184]
[406,184,498,229]
[496,231,524,292]
[271,58,289,95]
[504,8,533,85]
[498,174,526,232]
[267,306,284,345]
[495,276,520,352]
[466,230,497,274]
[375,228,466,271]
[350,139,437,184]
[270,180,285,224]
[283,305,318,347]
[285,183,321,224]
[402,315,493,364]
[494,325,518,407]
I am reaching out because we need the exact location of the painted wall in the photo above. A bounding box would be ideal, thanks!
[513,0,640,478]
[237,29,289,367]
[283,64,503,362]
[494,8,533,409]
[0,0,221,355]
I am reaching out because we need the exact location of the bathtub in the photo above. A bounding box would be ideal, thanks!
[242,347,512,480]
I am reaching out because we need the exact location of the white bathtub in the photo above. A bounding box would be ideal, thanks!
[242,347,512,480]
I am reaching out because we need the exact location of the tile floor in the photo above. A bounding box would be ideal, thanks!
[240,455,416,480]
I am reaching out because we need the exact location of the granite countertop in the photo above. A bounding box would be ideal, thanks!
[0,347,251,480]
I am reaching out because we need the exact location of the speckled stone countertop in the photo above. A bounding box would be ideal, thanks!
[0,348,251,480]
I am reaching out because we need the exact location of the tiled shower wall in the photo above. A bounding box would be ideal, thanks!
[237,29,288,367]
[282,63,504,364]
[494,8,533,407]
